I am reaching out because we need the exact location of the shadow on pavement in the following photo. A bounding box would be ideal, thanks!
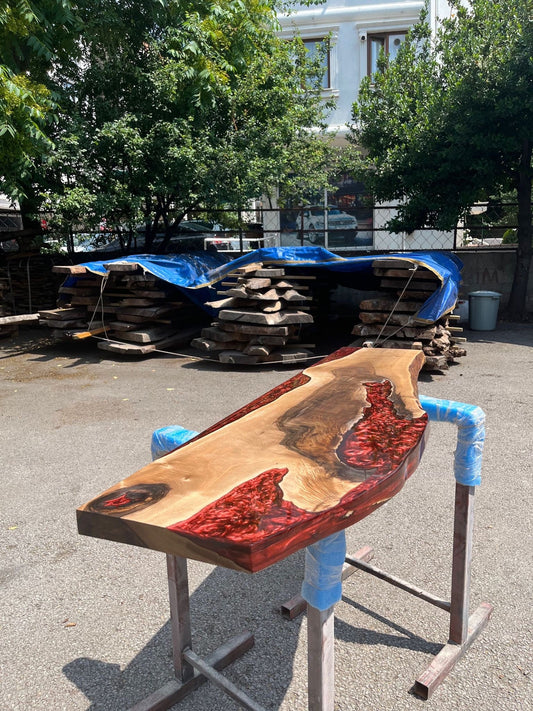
[63,558,305,710]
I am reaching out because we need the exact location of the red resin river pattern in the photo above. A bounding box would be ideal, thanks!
[169,380,428,555]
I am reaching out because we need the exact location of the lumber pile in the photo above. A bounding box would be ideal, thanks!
[0,312,40,338]
[0,254,66,337]
[351,259,466,372]
[0,254,64,315]
[40,262,205,354]
[191,262,315,364]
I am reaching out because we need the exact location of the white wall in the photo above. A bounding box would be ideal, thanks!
[278,0,427,142]
[373,203,454,250]
[277,0,456,251]
[278,0,455,142]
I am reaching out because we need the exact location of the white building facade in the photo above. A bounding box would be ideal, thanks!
[279,0,452,142]
[264,0,456,252]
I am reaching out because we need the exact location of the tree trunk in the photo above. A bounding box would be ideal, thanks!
[506,140,532,321]
[145,207,162,253]
[19,193,42,234]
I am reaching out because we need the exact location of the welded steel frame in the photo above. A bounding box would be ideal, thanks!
[129,554,265,711]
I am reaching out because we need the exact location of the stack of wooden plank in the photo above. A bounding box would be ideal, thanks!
[0,312,40,338]
[0,254,64,316]
[191,262,315,364]
[0,273,12,322]
[351,259,467,372]
[40,262,205,354]
[0,253,66,337]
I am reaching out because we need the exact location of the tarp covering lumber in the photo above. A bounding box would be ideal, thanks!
[79,247,462,323]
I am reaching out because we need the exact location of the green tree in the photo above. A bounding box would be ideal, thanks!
[350,0,533,320]
[0,0,77,217]
[43,0,336,253]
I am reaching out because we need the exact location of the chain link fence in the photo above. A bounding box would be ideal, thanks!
[0,201,525,257]
[260,202,523,253]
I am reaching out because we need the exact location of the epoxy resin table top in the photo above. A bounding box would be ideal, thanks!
[77,347,429,572]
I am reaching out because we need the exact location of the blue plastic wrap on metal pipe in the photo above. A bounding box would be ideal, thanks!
[151,425,199,460]
[418,395,485,487]
[301,530,347,612]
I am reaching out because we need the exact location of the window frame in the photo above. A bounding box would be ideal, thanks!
[367,31,407,76]
[302,36,331,91]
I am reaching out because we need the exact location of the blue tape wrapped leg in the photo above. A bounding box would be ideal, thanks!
[301,530,347,611]
[151,425,199,460]
[418,396,485,487]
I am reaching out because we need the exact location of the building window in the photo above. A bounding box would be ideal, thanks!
[367,32,407,75]
[303,38,331,89]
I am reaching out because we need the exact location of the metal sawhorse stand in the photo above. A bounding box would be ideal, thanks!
[130,553,263,711]
[285,395,493,708]
[130,482,492,710]
[282,482,492,709]
[130,396,492,711]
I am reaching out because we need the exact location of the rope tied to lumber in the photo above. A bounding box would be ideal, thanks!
[89,334,329,365]
[372,265,419,347]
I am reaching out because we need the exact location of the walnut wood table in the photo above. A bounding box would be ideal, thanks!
[77,347,489,710]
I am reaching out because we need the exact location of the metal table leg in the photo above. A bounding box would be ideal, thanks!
[307,604,335,711]
[413,484,493,698]
[129,554,262,711]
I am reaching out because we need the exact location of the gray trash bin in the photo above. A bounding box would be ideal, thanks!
[468,291,501,331]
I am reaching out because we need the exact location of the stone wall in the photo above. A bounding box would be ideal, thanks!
[456,250,533,312]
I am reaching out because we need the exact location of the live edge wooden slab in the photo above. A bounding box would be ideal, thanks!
[77,347,428,573]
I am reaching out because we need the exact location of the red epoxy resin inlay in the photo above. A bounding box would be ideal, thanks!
[338,380,428,476]
[169,380,427,550]
[104,494,133,508]
[170,468,317,544]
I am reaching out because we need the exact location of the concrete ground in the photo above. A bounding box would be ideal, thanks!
[0,322,531,711]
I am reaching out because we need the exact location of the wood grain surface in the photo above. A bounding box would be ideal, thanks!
[77,348,428,572]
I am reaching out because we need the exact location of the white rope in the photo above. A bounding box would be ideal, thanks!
[90,334,327,365]
[373,265,418,347]
[87,273,109,336]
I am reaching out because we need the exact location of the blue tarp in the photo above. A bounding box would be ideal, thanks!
[74,251,230,312]
[79,247,462,323]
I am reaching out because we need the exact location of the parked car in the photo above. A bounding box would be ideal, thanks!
[302,205,358,241]
[95,220,220,254]
[204,234,277,252]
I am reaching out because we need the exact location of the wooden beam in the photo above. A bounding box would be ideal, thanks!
[52,265,87,274]
[0,313,39,325]
[68,326,108,339]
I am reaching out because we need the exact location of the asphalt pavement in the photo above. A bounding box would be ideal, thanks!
[0,322,531,711]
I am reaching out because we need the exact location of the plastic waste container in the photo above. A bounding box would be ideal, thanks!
[454,299,469,324]
[468,291,501,331]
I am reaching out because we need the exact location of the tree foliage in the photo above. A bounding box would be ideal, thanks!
[39,0,337,252]
[350,0,533,319]
[0,0,77,202]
